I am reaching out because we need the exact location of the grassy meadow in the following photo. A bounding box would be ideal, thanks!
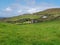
[0,20,60,45]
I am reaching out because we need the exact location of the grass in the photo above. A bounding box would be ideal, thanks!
[0,20,60,45]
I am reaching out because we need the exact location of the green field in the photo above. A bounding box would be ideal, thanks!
[0,20,60,45]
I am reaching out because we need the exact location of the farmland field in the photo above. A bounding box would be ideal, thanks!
[0,20,60,45]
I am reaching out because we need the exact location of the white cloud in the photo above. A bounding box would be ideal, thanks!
[17,10,22,13]
[4,7,12,12]
[27,8,40,13]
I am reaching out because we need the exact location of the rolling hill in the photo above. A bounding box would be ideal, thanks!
[34,8,60,15]
[2,8,60,21]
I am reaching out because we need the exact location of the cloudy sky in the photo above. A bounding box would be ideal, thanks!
[0,0,60,17]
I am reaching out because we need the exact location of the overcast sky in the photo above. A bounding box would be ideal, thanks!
[0,0,60,17]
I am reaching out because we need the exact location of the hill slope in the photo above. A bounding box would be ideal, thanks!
[1,8,60,21]
[34,8,60,15]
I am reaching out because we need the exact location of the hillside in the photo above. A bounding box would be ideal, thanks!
[0,8,60,23]
[0,20,60,45]
[4,8,60,21]
[34,8,60,15]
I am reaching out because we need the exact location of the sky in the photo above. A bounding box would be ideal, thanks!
[0,0,60,17]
